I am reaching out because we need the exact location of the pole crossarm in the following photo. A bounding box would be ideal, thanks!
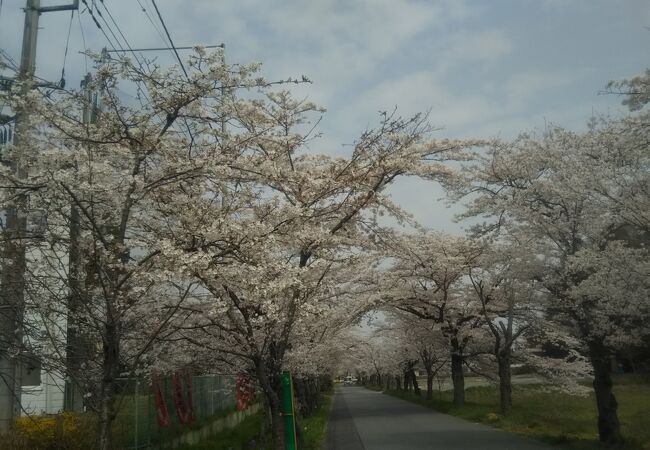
[32,0,78,13]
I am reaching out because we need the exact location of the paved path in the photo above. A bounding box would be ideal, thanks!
[326,386,555,450]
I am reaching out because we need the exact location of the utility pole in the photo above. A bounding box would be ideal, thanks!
[63,72,96,413]
[0,0,79,431]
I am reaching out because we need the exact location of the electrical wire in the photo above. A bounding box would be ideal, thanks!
[93,4,133,60]
[148,0,200,141]
[0,49,18,71]
[80,0,150,108]
[0,55,71,93]
[95,0,152,104]
[77,10,89,74]
[59,10,75,88]
[136,0,170,50]
[150,0,188,79]
[82,0,196,141]
[80,0,123,55]
[97,0,148,71]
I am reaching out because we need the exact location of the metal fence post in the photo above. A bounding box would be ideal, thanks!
[147,379,152,448]
[134,379,139,449]
[211,376,214,415]
[281,371,297,450]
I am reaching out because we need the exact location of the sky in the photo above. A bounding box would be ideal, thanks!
[0,0,648,233]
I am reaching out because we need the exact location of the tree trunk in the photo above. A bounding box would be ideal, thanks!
[403,371,409,391]
[450,340,465,406]
[262,382,285,450]
[269,394,284,450]
[410,369,421,396]
[293,377,306,416]
[294,414,306,449]
[254,359,284,450]
[497,349,512,414]
[97,321,120,450]
[97,383,115,450]
[64,204,87,413]
[426,372,433,400]
[309,376,319,412]
[589,342,624,446]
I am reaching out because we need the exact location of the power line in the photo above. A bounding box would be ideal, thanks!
[97,0,148,70]
[0,49,18,71]
[104,44,224,53]
[95,0,152,104]
[149,0,188,79]
[59,10,75,88]
[94,8,126,52]
[93,2,137,62]
[147,0,202,142]
[85,0,197,141]
[136,0,169,49]
[80,0,123,54]
[76,9,88,73]
[81,0,141,73]
[80,0,153,109]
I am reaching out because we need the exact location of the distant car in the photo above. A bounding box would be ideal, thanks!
[343,376,355,386]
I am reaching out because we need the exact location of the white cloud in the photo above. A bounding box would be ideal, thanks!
[339,70,494,136]
[443,29,512,65]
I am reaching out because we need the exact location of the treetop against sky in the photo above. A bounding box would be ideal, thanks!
[0,0,648,231]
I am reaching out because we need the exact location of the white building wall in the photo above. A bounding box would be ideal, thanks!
[21,370,66,416]
[18,242,69,416]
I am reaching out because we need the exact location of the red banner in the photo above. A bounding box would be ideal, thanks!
[172,370,195,425]
[236,375,255,411]
[152,374,170,428]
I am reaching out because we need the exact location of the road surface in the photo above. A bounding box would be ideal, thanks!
[325,386,555,450]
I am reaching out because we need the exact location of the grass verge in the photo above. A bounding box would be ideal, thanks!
[298,393,333,450]
[175,412,263,450]
[177,392,333,450]
[376,375,649,450]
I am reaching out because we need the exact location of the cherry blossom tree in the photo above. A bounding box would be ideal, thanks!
[156,101,481,447]
[380,231,483,405]
[349,321,410,391]
[606,67,650,112]
[446,113,650,444]
[0,48,296,449]
[383,311,449,399]
[466,241,543,413]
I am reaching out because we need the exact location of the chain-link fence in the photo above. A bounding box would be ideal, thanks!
[112,374,236,449]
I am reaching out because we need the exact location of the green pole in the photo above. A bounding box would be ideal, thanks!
[281,370,297,450]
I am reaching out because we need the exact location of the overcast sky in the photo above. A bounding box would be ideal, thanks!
[1,0,648,233]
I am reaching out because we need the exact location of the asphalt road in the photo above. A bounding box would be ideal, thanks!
[325,386,556,450]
